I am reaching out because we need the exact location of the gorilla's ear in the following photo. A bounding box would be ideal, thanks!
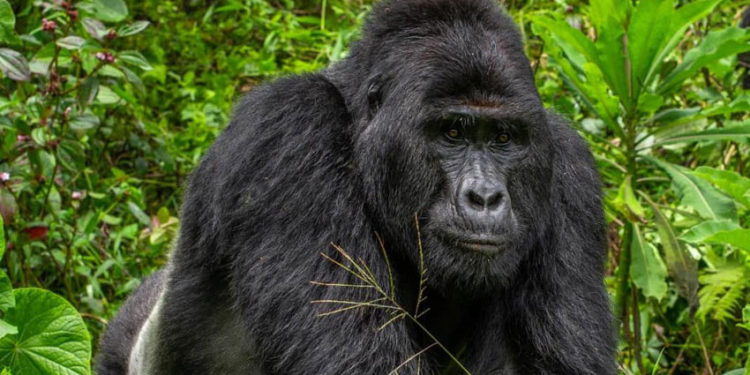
[366,74,383,120]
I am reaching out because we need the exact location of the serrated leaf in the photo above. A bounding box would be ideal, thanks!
[56,36,86,50]
[630,224,667,301]
[0,48,29,81]
[646,157,737,222]
[645,196,698,307]
[0,288,92,375]
[90,0,128,23]
[117,50,151,71]
[117,21,149,37]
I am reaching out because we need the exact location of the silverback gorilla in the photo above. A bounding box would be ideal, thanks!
[95,0,615,374]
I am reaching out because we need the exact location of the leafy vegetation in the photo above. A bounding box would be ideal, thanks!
[0,0,748,374]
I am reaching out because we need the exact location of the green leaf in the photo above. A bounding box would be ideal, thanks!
[0,48,29,81]
[649,122,750,149]
[0,320,16,342]
[704,229,750,252]
[0,272,13,312]
[127,201,151,226]
[659,27,750,94]
[89,0,128,23]
[627,0,721,96]
[681,220,741,243]
[646,158,737,222]
[0,288,91,375]
[69,114,100,132]
[81,18,106,40]
[0,0,15,41]
[630,224,667,301]
[0,213,4,260]
[56,36,86,50]
[116,50,152,71]
[692,166,750,208]
[117,21,149,37]
[645,196,698,306]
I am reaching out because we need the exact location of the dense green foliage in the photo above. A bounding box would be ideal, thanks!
[0,0,749,373]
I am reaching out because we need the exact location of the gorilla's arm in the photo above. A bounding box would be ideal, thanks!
[163,74,420,375]
[504,114,616,374]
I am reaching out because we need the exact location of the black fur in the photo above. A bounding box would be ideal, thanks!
[95,0,615,374]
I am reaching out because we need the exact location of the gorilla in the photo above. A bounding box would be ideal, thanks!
[95,0,615,374]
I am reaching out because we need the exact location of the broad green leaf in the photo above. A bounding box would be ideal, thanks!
[530,15,596,72]
[117,21,149,37]
[613,176,645,218]
[649,122,750,148]
[704,229,750,252]
[681,220,740,243]
[0,288,91,375]
[645,196,698,306]
[692,166,750,208]
[647,158,737,222]
[56,36,86,50]
[0,48,29,81]
[117,50,152,71]
[81,18,106,40]
[96,85,121,104]
[659,27,750,94]
[0,0,14,42]
[630,224,667,301]
[586,0,629,104]
[628,0,721,95]
[0,320,16,342]
[69,114,100,132]
[90,0,128,23]
[0,272,13,312]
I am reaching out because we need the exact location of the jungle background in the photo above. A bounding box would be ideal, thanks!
[1,0,750,374]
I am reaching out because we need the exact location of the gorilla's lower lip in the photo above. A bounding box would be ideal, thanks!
[456,241,502,255]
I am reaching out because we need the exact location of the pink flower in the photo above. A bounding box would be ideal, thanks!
[42,18,56,32]
[71,191,83,200]
[0,172,9,182]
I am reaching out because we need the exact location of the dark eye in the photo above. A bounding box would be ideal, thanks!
[496,133,510,144]
[445,127,462,140]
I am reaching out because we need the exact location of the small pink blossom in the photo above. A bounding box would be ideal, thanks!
[42,18,56,32]
[0,172,9,182]
[71,191,83,200]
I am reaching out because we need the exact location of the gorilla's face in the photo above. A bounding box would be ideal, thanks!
[424,110,527,257]
[352,27,554,292]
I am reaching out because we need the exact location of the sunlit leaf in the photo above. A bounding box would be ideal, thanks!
[630,224,667,301]
[692,166,750,208]
[0,289,91,375]
[117,21,149,37]
[56,36,86,50]
[681,220,740,243]
[646,157,737,222]
[89,0,128,23]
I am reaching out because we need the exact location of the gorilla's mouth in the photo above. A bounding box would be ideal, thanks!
[436,231,508,256]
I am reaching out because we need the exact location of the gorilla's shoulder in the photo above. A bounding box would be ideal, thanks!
[222,74,352,142]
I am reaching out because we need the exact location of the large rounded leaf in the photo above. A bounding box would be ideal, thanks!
[0,288,91,375]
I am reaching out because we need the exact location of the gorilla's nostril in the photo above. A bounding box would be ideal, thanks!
[465,189,503,211]
[486,192,503,209]
[467,190,486,209]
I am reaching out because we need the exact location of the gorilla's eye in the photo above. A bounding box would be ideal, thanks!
[446,128,462,140]
[496,133,510,144]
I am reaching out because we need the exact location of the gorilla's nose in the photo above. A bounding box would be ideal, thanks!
[461,182,506,213]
